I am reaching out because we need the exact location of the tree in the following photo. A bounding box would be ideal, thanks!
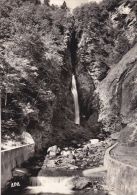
[44,0,50,6]
[61,1,67,10]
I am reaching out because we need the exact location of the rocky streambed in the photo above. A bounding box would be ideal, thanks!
[44,138,113,170]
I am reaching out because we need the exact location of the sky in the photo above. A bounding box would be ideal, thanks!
[50,0,102,9]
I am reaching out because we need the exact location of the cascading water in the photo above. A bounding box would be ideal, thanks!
[71,74,80,125]
[26,176,74,194]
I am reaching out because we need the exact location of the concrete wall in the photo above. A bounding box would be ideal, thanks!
[104,144,137,195]
[1,144,35,192]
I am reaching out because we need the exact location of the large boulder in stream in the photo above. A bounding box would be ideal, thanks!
[47,145,60,158]
[71,177,91,190]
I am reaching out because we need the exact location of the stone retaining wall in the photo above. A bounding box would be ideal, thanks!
[1,144,35,192]
[104,143,137,195]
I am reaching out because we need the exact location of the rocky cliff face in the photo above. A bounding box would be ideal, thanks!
[73,0,137,136]
[97,44,137,132]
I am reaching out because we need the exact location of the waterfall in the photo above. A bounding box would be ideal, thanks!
[26,176,74,194]
[71,74,80,125]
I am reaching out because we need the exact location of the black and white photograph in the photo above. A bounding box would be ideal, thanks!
[1,0,137,195]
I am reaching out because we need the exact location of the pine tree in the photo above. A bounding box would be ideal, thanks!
[61,1,67,9]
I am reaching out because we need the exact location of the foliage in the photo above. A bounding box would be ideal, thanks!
[1,0,137,148]
[73,0,137,71]
[1,0,73,141]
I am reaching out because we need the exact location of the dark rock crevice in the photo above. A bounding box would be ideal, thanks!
[69,30,78,74]
[68,30,102,138]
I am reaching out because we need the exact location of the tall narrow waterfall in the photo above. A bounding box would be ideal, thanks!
[71,74,80,125]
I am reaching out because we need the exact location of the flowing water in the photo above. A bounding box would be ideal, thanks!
[71,75,80,125]
[4,166,107,195]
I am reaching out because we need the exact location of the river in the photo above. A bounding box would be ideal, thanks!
[3,159,107,195]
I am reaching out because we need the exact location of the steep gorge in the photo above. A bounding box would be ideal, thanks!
[1,1,95,151]
[1,0,137,151]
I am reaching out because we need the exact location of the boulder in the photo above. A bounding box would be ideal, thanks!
[61,150,71,157]
[76,148,83,152]
[64,147,69,150]
[46,159,57,168]
[47,145,60,157]
[21,132,34,144]
[110,132,120,140]
[69,165,78,170]
[83,144,90,151]
[71,177,91,190]
[90,139,99,145]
